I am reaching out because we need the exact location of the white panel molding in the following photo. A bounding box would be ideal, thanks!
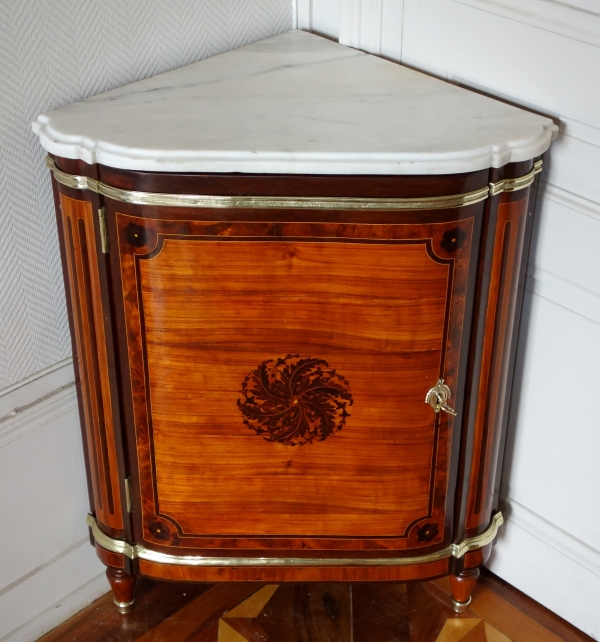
[526,268,600,326]
[0,378,77,449]
[487,509,600,638]
[0,357,74,417]
[339,0,403,59]
[559,115,600,151]
[525,184,600,326]
[339,0,363,49]
[454,0,600,49]
[0,540,106,642]
[543,181,600,224]
[498,493,600,577]
[297,0,314,30]
[449,73,600,150]
[380,0,403,61]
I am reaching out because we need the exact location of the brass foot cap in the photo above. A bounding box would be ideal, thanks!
[451,596,472,614]
[114,597,135,615]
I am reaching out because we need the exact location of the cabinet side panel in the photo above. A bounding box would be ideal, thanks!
[464,189,531,534]
[51,176,95,515]
[59,194,124,530]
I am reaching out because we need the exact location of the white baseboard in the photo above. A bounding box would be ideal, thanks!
[499,495,600,577]
[0,540,107,641]
[488,496,600,638]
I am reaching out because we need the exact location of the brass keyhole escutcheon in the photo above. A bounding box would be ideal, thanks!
[425,379,457,417]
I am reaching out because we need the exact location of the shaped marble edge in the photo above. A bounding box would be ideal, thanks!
[32,30,558,175]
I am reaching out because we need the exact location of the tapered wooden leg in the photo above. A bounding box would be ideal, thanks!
[450,568,479,614]
[106,567,136,614]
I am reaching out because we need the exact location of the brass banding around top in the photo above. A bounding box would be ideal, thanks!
[489,159,543,196]
[46,156,541,210]
[86,512,503,567]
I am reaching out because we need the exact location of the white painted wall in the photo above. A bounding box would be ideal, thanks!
[0,2,291,640]
[0,0,290,391]
[0,362,106,641]
[297,0,600,637]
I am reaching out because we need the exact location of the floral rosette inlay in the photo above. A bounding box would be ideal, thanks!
[238,354,353,446]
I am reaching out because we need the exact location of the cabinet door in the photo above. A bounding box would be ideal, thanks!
[111,209,480,554]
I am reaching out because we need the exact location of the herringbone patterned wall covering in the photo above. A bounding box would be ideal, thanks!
[0,0,291,390]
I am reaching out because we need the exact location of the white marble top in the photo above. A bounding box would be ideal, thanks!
[33,30,557,175]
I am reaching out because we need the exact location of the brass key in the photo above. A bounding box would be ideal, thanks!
[425,379,457,416]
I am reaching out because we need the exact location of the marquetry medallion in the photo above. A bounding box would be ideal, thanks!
[238,354,353,446]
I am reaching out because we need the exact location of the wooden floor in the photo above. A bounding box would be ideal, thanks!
[39,570,592,642]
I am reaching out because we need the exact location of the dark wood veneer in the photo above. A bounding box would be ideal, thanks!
[97,164,489,198]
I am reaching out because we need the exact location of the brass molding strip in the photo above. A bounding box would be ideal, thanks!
[86,512,503,567]
[98,184,490,211]
[46,156,92,191]
[452,512,504,558]
[489,159,543,196]
[48,156,540,209]
[87,514,135,558]
[47,156,488,210]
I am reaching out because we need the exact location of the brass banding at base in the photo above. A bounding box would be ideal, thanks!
[86,512,503,567]
[47,156,541,209]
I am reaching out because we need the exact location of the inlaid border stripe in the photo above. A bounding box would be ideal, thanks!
[86,512,503,566]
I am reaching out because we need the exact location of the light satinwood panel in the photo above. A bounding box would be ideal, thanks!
[140,240,447,537]
[116,214,474,550]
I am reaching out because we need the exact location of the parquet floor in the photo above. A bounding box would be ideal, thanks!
[39,570,592,642]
